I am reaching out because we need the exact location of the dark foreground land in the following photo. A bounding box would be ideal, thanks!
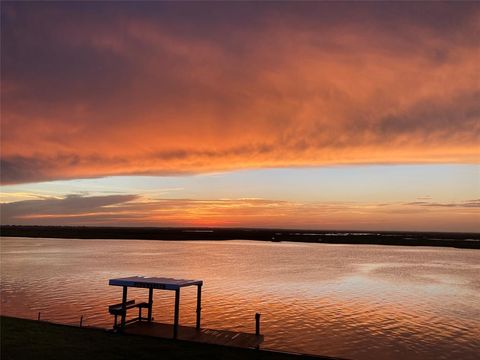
[1,225,479,249]
[0,316,336,360]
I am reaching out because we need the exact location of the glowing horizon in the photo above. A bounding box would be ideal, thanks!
[1,165,479,232]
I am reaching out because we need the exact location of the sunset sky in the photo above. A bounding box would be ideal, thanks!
[1,2,479,231]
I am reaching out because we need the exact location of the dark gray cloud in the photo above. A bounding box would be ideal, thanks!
[404,199,480,208]
[1,194,138,224]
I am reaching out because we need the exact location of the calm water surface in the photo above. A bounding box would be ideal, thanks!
[1,237,479,360]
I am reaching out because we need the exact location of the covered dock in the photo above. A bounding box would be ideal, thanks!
[108,276,263,349]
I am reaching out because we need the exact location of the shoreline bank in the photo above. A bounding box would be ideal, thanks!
[1,225,479,249]
[1,316,342,360]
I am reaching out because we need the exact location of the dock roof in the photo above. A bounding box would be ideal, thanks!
[109,276,203,290]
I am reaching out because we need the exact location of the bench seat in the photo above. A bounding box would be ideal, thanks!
[108,299,151,329]
[109,300,149,315]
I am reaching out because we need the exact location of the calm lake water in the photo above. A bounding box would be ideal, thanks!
[1,237,479,360]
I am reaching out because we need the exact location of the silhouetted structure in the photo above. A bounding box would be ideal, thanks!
[109,276,202,338]
[108,275,263,348]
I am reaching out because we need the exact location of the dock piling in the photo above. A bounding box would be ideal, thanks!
[255,313,261,336]
[196,284,202,330]
[173,289,180,339]
[121,286,128,328]
[79,315,83,327]
[147,287,153,321]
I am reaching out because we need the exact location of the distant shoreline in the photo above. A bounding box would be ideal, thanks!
[1,225,479,249]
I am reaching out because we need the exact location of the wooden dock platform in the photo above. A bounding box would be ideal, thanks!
[124,321,264,349]
[108,276,264,349]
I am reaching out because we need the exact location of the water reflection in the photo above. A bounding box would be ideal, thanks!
[1,237,479,360]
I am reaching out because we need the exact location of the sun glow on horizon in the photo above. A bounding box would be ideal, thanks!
[1,166,478,232]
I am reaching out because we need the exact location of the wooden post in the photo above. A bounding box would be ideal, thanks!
[79,315,83,327]
[121,286,128,328]
[37,312,41,321]
[196,284,202,330]
[173,289,180,339]
[255,313,261,336]
[147,287,153,322]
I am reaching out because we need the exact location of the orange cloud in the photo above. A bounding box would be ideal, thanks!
[1,2,479,184]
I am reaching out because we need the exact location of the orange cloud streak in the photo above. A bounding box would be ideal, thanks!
[2,195,479,232]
